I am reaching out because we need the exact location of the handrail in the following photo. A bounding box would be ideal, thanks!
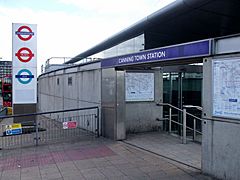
[0,107,8,117]
[183,105,203,111]
[157,102,183,112]
[157,102,202,121]
[0,106,99,119]
[0,106,100,147]
[159,102,202,122]
[156,102,202,144]
[185,111,202,122]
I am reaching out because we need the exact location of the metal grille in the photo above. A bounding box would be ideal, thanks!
[0,107,100,149]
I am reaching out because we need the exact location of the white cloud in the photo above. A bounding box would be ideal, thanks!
[59,0,175,16]
[0,0,175,75]
[0,7,113,75]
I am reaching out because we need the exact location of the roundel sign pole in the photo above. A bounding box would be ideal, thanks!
[12,23,37,105]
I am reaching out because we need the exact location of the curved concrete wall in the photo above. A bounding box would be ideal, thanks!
[38,62,163,140]
[38,62,101,112]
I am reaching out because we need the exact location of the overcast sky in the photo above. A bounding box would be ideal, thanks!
[0,0,175,75]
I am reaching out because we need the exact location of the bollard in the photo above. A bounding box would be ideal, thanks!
[183,108,187,144]
[193,118,196,141]
[169,107,172,133]
[35,120,39,146]
[97,107,100,137]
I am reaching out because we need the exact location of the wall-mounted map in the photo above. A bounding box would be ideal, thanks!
[213,58,240,120]
[125,72,154,102]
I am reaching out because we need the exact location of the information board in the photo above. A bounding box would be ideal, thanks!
[125,72,154,102]
[213,58,240,120]
[5,123,22,136]
[63,121,77,129]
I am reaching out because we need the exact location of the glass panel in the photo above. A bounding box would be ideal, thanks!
[102,34,144,58]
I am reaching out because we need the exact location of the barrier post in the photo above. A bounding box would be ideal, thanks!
[97,107,100,137]
[183,108,187,144]
[169,107,172,133]
[193,118,196,141]
[35,119,39,146]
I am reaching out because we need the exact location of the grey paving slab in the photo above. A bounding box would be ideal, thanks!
[124,131,201,169]
[80,168,106,179]
[56,162,78,171]
[74,159,96,170]
[114,162,138,171]
[63,174,85,180]
[0,136,214,180]
[98,166,125,178]
[21,167,41,180]
[96,161,113,168]
[1,171,21,180]
[60,170,83,179]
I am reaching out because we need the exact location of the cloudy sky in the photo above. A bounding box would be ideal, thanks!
[0,0,175,75]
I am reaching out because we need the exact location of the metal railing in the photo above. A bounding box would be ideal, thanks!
[157,103,203,144]
[0,107,7,116]
[0,106,100,149]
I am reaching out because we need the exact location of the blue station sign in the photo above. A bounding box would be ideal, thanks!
[101,39,211,68]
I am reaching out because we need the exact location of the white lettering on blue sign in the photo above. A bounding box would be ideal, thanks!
[119,56,134,64]
[135,54,147,61]
[147,51,166,59]
[118,51,166,65]
[101,40,210,68]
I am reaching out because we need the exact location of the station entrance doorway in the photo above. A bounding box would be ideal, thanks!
[123,62,203,169]
[101,39,210,169]
[162,65,203,138]
[124,62,203,170]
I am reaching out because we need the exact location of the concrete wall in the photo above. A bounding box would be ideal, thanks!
[125,70,163,133]
[101,68,117,139]
[101,69,163,140]
[38,62,101,113]
[39,63,162,140]
[202,56,240,180]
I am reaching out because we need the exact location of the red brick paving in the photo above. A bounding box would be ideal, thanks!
[0,145,115,171]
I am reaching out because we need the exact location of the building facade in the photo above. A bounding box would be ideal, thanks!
[0,61,12,79]
[38,1,240,179]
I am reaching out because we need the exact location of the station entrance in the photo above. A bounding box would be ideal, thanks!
[162,65,202,138]
[116,61,204,140]
[101,39,210,169]
[122,62,203,169]
[108,59,204,144]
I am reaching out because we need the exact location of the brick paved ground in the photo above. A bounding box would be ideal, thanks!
[0,137,213,180]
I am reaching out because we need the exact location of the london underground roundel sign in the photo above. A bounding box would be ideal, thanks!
[15,69,34,84]
[15,25,34,41]
[15,47,34,63]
